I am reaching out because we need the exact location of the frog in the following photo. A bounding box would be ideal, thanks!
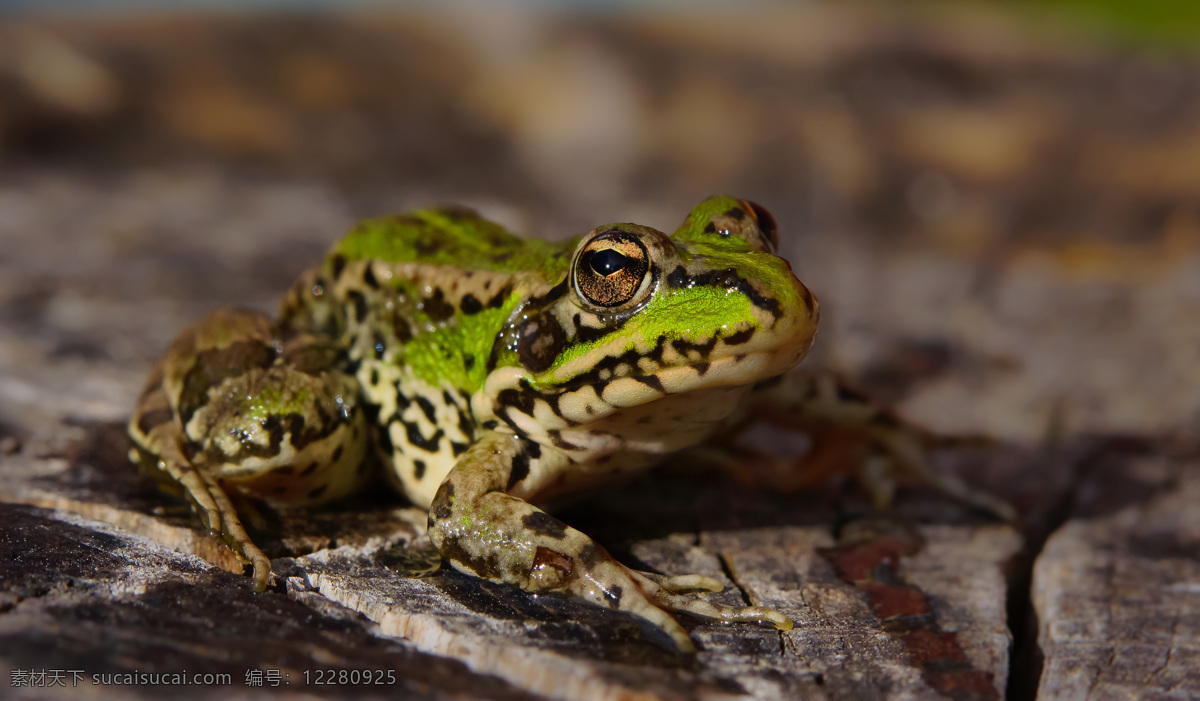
[128,196,1010,651]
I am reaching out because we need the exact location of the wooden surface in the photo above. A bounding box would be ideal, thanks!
[1,6,1198,700]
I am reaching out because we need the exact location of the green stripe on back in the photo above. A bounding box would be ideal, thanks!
[335,208,576,282]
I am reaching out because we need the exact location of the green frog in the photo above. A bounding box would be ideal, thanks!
[128,196,1008,651]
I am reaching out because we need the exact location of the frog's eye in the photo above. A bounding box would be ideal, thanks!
[573,230,651,309]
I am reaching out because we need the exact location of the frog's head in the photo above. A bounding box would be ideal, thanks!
[486,196,818,429]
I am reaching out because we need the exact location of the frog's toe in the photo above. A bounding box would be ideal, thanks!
[243,544,272,592]
[636,571,724,594]
[871,428,1018,522]
[629,570,793,632]
[194,469,274,591]
[655,591,793,631]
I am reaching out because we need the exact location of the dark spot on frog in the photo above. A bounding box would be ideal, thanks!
[391,308,413,342]
[415,396,438,424]
[422,289,455,322]
[135,407,174,435]
[573,316,614,344]
[604,585,623,607]
[370,368,380,386]
[392,385,411,410]
[273,464,295,476]
[693,361,710,376]
[430,482,454,520]
[362,265,379,289]
[547,429,581,451]
[332,445,344,463]
[516,313,565,373]
[798,283,815,313]
[723,327,755,346]
[541,280,569,304]
[522,511,566,539]
[577,543,607,568]
[460,294,483,315]
[377,423,394,453]
[506,452,531,491]
[526,442,541,459]
[631,375,665,394]
[487,284,512,309]
[532,546,573,576]
[300,461,319,476]
[330,254,347,279]
[450,441,468,456]
[405,422,444,453]
[723,207,745,221]
[413,459,426,480]
[703,222,717,235]
[347,290,368,323]
[307,484,328,500]
[456,408,474,445]
[463,355,475,370]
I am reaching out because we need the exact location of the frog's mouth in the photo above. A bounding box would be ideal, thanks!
[528,295,819,422]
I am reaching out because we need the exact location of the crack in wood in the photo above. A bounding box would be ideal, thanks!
[716,551,753,608]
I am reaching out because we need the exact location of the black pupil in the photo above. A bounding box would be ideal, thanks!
[589,248,629,276]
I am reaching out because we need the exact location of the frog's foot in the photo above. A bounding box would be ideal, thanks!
[864,425,1017,522]
[628,569,793,630]
[136,441,273,591]
[740,371,1017,521]
[177,459,274,591]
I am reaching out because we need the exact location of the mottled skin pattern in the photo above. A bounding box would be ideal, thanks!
[129,197,1009,651]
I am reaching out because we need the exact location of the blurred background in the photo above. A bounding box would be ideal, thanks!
[0,0,1197,447]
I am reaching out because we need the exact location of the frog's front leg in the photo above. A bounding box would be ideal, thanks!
[738,371,1016,520]
[427,431,791,651]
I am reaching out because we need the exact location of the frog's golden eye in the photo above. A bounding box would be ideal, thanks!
[573,231,651,309]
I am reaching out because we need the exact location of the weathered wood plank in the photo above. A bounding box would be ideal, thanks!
[1034,446,1200,700]
[0,501,545,701]
[1,418,1028,700]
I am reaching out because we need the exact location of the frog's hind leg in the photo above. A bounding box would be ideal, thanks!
[426,431,793,651]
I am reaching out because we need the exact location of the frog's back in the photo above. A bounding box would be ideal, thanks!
[280,207,575,507]
[335,207,574,278]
